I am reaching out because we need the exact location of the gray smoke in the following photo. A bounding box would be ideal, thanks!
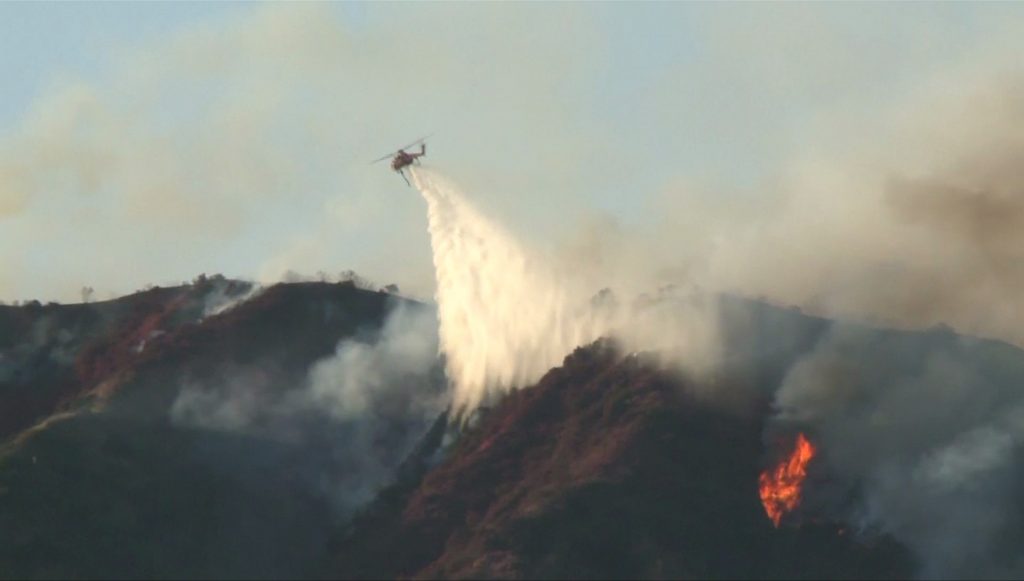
[200,281,263,319]
[170,302,447,515]
[759,318,1024,578]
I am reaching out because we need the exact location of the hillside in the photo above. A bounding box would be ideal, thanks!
[6,283,1024,578]
[0,279,444,579]
[330,337,911,579]
[330,294,1024,579]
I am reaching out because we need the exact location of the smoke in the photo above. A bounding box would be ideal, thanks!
[200,278,262,319]
[408,148,1024,577]
[410,167,720,412]
[409,64,1024,575]
[169,301,446,515]
[400,62,1024,421]
[682,70,1024,347]
[763,322,1024,577]
[701,71,1024,577]
[301,302,443,422]
[171,367,273,432]
[0,304,111,388]
[299,302,446,509]
[6,3,1024,574]
[0,2,606,303]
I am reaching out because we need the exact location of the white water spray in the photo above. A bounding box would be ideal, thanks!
[410,167,614,411]
[410,167,722,412]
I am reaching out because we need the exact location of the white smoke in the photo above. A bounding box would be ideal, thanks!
[170,301,446,514]
[201,283,263,319]
[171,368,272,432]
[765,321,1024,578]
[302,302,444,422]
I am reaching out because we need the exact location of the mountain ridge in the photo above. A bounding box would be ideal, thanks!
[8,280,1024,578]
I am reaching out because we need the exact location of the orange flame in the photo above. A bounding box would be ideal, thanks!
[759,432,815,527]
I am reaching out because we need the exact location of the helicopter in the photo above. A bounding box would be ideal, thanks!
[371,137,429,185]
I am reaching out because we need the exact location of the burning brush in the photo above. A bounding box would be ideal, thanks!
[759,432,816,527]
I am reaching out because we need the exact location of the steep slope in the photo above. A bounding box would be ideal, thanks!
[0,417,333,579]
[7,283,1022,579]
[0,276,254,440]
[332,338,911,579]
[0,280,444,580]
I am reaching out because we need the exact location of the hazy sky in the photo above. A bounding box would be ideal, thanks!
[2,2,1023,302]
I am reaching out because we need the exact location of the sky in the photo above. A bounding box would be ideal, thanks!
[2,2,1024,303]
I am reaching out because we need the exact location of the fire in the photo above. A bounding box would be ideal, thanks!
[759,432,816,527]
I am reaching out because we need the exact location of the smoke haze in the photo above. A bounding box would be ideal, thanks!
[7,3,1024,577]
[408,70,1024,572]
[171,301,446,515]
[6,3,1024,305]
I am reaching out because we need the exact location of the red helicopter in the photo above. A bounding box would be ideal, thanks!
[371,137,429,185]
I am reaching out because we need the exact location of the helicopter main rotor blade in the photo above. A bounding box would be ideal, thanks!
[369,134,432,164]
[397,133,432,152]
